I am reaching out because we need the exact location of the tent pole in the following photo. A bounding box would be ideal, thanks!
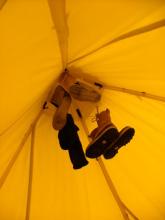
[25,125,36,220]
[97,157,139,220]
[0,0,7,10]
[0,125,32,189]
[122,203,139,220]
[0,109,43,189]
[75,107,139,220]
[102,84,165,102]
[97,157,130,220]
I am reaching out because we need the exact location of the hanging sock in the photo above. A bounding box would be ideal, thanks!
[51,85,72,130]
[58,114,88,169]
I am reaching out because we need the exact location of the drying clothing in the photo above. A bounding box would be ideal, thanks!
[58,114,88,169]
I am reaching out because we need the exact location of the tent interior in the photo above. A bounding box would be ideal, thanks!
[0,0,165,219]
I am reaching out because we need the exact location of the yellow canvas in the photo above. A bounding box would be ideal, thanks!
[0,0,165,219]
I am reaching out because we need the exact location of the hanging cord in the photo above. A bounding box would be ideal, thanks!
[74,103,139,220]
[96,106,99,114]
[87,106,100,123]
[88,114,97,123]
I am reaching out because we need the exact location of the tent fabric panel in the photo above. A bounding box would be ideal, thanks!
[67,0,165,61]
[68,27,165,97]
[0,138,31,220]
[0,0,7,10]
[0,0,62,134]
[0,98,45,201]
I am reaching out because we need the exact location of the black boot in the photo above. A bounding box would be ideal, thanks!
[104,126,135,159]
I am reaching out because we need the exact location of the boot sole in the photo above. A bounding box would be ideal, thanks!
[104,148,118,159]
[104,127,135,159]
[69,83,101,102]
[86,126,119,158]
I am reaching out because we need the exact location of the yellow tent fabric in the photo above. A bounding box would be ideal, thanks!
[0,0,165,219]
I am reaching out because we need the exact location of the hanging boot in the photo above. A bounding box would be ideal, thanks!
[88,126,119,159]
[51,85,65,107]
[86,109,119,158]
[69,81,101,102]
[86,109,135,159]
[103,126,135,159]
[51,85,72,130]
[59,70,101,102]
[89,123,135,159]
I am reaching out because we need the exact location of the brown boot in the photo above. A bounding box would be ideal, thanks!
[95,109,114,135]
[52,85,72,130]
[86,109,135,159]
[86,109,119,158]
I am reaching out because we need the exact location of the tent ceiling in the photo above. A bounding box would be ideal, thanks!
[0,0,165,220]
